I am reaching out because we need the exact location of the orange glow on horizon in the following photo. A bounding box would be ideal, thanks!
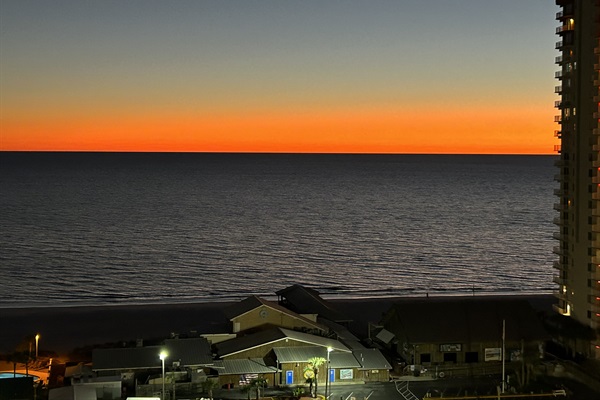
[1,104,556,154]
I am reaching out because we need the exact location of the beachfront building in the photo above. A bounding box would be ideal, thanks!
[212,327,390,387]
[553,0,600,359]
[223,295,328,335]
[379,298,549,377]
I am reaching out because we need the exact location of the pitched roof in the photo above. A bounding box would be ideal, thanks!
[214,327,350,358]
[352,349,392,370]
[212,358,279,375]
[223,295,326,331]
[93,338,212,371]
[276,285,352,323]
[273,346,360,369]
[383,297,550,344]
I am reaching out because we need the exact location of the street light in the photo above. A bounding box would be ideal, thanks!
[159,351,168,400]
[35,334,40,359]
[325,346,332,400]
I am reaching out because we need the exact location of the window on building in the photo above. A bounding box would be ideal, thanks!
[443,353,457,363]
[420,353,431,364]
[465,352,478,363]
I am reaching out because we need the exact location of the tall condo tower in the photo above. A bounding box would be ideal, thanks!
[554,0,600,359]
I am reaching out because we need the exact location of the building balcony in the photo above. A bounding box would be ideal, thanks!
[553,261,563,270]
[553,217,562,226]
[556,55,564,64]
[555,70,564,79]
[593,175,600,184]
[556,41,564,49]
[591,256,600,265]
[556,24,575,34]
[592,223,600,233]
[593,190,600,200]
[594,128,600,136]
[555,85,565,94]
[553,275,565,286]
[554,115,562,123]
[554,173,562,182]
[553,246,566,255]
[554,202,567,212]
[553,303,571,316]
[553,232,567,241]
[554,188,564,196]
[555,100,563,108]
[554,145,562,154]
[556,11,563,20]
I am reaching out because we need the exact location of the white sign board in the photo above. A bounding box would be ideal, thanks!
[484,348,502,361]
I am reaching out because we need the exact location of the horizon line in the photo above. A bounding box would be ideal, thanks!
[0,150,557,156]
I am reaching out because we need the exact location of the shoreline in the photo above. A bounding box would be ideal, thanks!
[0,293,555,356]
[0,288,554,310]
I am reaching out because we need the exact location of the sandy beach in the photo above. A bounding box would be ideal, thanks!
[0,294,555,357]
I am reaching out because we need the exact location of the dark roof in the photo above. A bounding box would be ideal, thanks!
[93,338,213,371]
[223,295,326,331]
[382,297,549,344]
[214,327,350,358]
[276,285,352,323]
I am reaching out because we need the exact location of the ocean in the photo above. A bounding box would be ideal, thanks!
[0,153,557,308]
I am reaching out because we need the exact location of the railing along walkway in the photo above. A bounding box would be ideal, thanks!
[395,380,419,400]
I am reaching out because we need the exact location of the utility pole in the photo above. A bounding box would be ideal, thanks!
[501,319,506,394]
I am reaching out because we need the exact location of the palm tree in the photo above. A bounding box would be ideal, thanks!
[248,377,268,400]
[305,357,326,398]
[201,378,219,400]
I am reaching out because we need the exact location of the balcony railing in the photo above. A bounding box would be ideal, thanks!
[556,55,563,63]
[554,202,567,211]
[555,85,564,93]
[556,24,575,34]
[553,275,565,285]
[555,115,562,123]
[554,145,562,153]
[556,11,563,19]
[556,41,564,49]
[553,260,562,270]
[553,246,565,255]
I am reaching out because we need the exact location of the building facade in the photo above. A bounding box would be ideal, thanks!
[554,0,600,359]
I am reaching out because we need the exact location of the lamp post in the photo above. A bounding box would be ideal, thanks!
[35,334,40,359]
[325,346,332,400]
[159,351,168,400]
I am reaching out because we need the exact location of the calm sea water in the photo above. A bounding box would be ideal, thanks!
[0,153,557,307]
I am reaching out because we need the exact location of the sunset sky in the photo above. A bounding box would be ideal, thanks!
[0,0,558,154]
